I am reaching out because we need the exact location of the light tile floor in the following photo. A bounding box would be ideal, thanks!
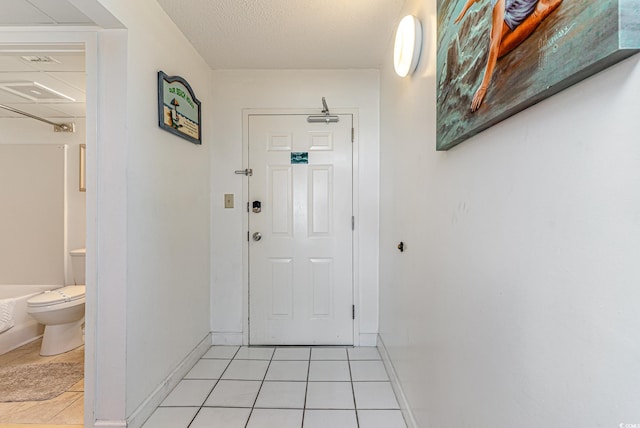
[143,346,406,428]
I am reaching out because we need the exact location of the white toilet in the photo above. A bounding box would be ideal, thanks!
[27,248,86,356]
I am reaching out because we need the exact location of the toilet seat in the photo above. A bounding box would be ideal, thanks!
[27,286,86,308]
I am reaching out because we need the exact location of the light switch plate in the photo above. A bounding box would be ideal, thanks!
[224,193,234,208]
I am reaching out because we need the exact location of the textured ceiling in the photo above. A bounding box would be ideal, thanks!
[157,0,406,69]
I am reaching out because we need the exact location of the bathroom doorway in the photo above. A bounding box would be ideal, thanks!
[0,42,88,425]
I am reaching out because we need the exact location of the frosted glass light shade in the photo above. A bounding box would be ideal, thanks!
[393,15,423,77]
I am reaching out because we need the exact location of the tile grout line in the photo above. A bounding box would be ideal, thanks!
[186,345,240,428]
[243,347,275,428]
[301,347,312,428]
[157,346,401,427]
[347,348,361,428]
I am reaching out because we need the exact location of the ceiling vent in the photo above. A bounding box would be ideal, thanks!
[0,82,75,102]
[20,55,61,64]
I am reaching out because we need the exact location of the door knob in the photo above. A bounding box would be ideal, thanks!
[253,232,262,241]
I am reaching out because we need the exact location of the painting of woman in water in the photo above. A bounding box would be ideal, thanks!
[455,0,563,112]
[436,0,639,150]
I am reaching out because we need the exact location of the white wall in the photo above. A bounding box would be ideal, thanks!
[0,119,86,285]
[379,0,640,427]
[210,70,380,345]
[83,0,213,424]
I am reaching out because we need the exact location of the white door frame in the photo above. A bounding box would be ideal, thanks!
[241,108,361,346]
[0,29,98,426]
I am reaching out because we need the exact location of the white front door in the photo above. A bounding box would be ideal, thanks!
[248,113,353,345]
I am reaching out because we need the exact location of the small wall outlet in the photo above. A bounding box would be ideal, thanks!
[224,193,234,209]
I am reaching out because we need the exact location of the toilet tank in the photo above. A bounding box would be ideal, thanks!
[69,248,86,285]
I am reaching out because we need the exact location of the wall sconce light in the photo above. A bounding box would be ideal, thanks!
[393,15,423,77]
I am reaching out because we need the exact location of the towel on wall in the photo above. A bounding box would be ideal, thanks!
[0,298,16,334]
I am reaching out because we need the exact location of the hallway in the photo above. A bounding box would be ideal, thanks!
[2,0,639,426]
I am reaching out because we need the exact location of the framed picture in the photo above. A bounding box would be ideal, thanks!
[436,0,640,150]
[157,71,202,145]
[79,143,86,192]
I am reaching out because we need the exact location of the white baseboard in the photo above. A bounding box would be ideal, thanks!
[212,332,243,345]
[378,334,418,428]
[94,421,126,428]
[125,333,212,428]
[358,333,378,346]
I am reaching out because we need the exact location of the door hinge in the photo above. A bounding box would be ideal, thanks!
[247,231,250,242]
[247,202,250,213]
[352,305,355,320]
[351,216,355,231]
[351,128,354,143]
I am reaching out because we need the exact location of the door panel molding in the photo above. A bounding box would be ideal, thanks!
[241,109,361,346]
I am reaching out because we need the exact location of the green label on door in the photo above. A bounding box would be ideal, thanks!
[291,152,308,164]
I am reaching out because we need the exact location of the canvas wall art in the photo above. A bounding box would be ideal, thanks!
[436,0,640,150]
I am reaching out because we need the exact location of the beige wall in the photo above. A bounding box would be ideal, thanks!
[0,119,86,285]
